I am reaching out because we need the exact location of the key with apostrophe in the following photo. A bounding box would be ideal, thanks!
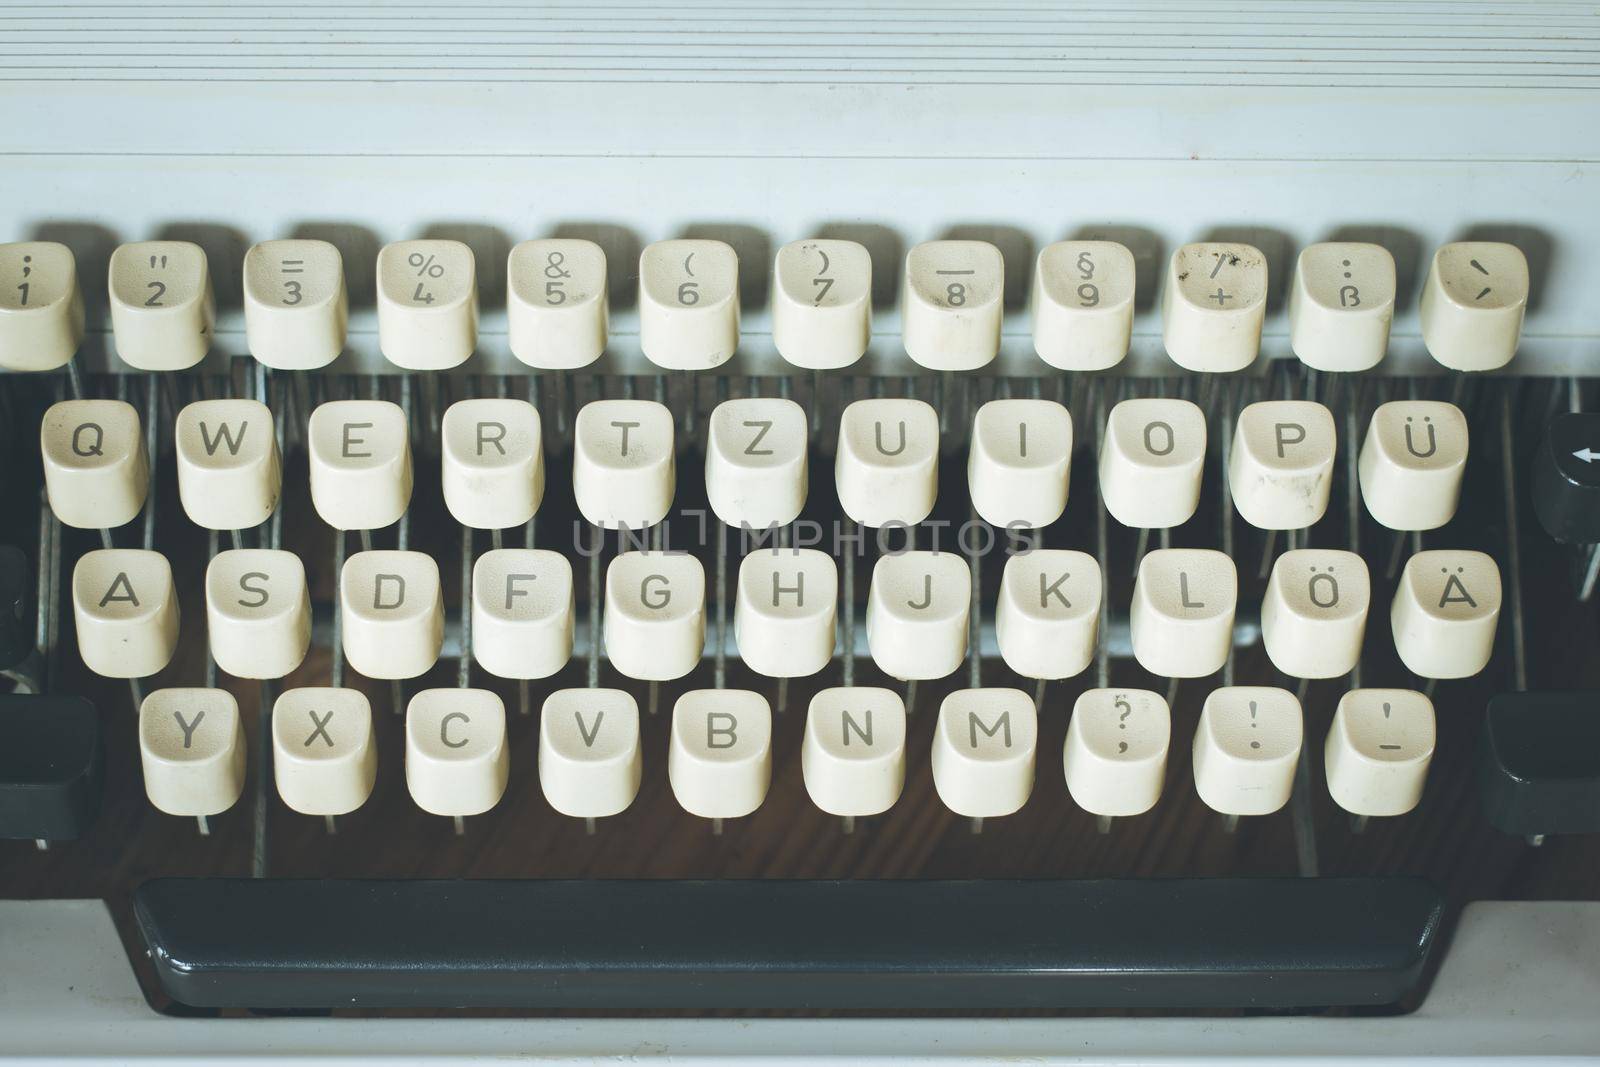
[1260,549,1370,680]
[0,241,83,371]
[1287,242,1395,372]
[1129,549,1236,679]
[1193,686,1303,817]
[1100,398,1207,529]
[835,398,940,527]
[139,688,246,819]
[72,549,179,679]
[1391,550,1501,679]
[108,241,214,371]
[175,399,281,531]
[272,687,377,817]
[339,550,444,681]
[1031,240,1135,371]
[40,400,149,530]
[1420,241,1528,372]
[669,689,772,820]
[931,688,1037,819]
[441,398,544,530]
[539,688,642,820]
[902,240,1004,371]
[639,239,739,370]
[205,549,311,680]
[1358,401,1468,532]
[1063,688,1171,818]
[968,399,1072,529]
[771,238,872,370]
[507,238,608,370]
[994,550,1101,682]
[1229,401,1337,530]
[1161,242,1266,373]
[866,551,971,682]
[376,239,478,370]
[1324,689,1434,818]
[243,239,347,370]
[405,688,508,818]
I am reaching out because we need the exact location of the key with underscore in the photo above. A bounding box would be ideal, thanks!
[902,240,1004,371]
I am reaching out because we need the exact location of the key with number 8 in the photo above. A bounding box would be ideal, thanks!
[902,240,1004,371]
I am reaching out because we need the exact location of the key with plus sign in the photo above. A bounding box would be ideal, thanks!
[1162,242,1268,372]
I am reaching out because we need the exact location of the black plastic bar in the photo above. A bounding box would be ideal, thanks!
[135,877,1443,1012]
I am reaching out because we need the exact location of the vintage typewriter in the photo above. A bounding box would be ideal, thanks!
[2,0,1599,1061]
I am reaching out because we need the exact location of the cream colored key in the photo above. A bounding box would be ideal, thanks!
[507,238,607,370]
[867,551,971,681]
[706,397,808,529]
[969,399,1073,528]
[1288,242,1395,372]
[307,400,412,531]
[40,399,148,529]
[72,549,178,678]
[1229,401,1337,530]
[242,239,347,370]
[139,688,246,818]
[340,550,443,680]
[668,689,772,819]
[1063,688,1170,818]
[471,549,573,680]
[376,239,477,370]
[1130,549,1236,678]
[539,688,641,819]
[573,399,675,529]
[995,550,1101,681]
[175,399,281,531]
[441,398,544,530]
[1391,550,1501,679]
[1193,686,1303,817]
[1420,242,1528,372]
[734,549,837,678]
[835,398,939,527]
[1031,240,1135,371]
[108,241,214,371]
[1260,550,1369,680]
[272,687,377,817]
[1161,242,1266,373]
[1325,688,1434,818]
[205,549,310,680]
[932,688,1037,819]
[771,238,871,370]
[902,240,1003,371]
[0,241,83,371]
[802,687,906,817]
[1100,398,1207,529]
[1358,401,1469,531]
[604,551,705,681]
[405,688,508,817]
[639,239,739,370]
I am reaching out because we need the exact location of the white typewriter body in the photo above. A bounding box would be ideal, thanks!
[3,0,1599,1060]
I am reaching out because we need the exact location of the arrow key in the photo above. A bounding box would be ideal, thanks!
[1533,412,1600,544]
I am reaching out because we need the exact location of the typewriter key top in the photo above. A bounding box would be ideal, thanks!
[932,688,1038,819]
[308,400,413,532]
[205,549,310,680]
[867,551,970,682]
[1480,690,1600,837]
[639,239,739,371]
[1358,401,1469,532]
[1325,689,1434,818]
[539,688,642,820]
[1260,549,1370,680]
[441,398,544,531]
[902,240,1004,372]
[1532,411,1600,545]
[801,687,907,818]
[175,399,281,532]
[139,688,247,819]
[1288,242,1395,373]
[272,687,376,818]
[1193,686,1303,817]
[1100,398,1207,530]
[705,396,809,529]
[0,241,84,372]
[1130,549,1236,679]
[994,550,1100,682]
[339,550,444,681]
[668,689,772,820]
[41,399,149,530]
[1420,241,1528,372]
[1063,688,1170,818]
[72,549,179,679]
[1390,550,1501,679]
[573,399,675,530]
[771,238,872,371]
[835,398,940,528]
[471,549,573,681]
[1161,242,1266,373]
[1228,400,1337,531]
[405,688,508,818]
[968,399,1073,529]
[243,239,347,371]
[1031,240,1135,372]
[108,240,214,371]
[376,239,477,371]
[507,238,608,371]
[734,548,837,679]
[604,551,706,682]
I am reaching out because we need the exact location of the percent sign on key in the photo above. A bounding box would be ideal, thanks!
[409,251,444,304]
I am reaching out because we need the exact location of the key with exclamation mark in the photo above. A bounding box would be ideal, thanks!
[1193,687,1303,817]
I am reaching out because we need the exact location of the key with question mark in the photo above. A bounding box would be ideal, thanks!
[1064,688,1171,819]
